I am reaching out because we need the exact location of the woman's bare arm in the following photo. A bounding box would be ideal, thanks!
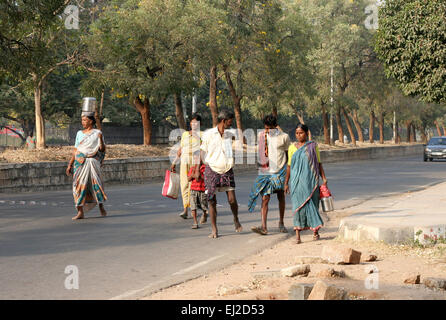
[284,165,291,194]
[319,162,327,185]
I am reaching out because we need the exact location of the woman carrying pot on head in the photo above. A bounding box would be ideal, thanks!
[171,114,204,221]
[66,112,107,220]
[284,124,328,244]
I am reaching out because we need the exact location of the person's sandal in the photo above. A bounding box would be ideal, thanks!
[251,226,268,235]
[179,211,188,219]
[191,224,199,229]
[295,239,302,244]
[278,223,288,233]
[200,212,208,224]
[313,233,320,241]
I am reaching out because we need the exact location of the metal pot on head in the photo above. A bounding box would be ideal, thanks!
[82,97,97,113]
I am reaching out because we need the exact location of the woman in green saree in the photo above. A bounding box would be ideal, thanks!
[284,124,328,244]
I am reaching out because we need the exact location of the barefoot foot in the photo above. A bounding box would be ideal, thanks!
[234,220,243,233]
[72,213,84,220]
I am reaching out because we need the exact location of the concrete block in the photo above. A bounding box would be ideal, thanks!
[423,278,446,290]
[403,274,421,285]
[362,255,378,262]
[281,265,310,277]
[307,280,349,300]
[288,283,314,300]
[321,245,361,265]
[316,268,346,279]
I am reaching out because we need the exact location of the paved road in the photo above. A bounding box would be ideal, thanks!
[1,156,445,299]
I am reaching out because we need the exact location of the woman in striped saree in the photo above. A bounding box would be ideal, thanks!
[284,124,328,244]
[66,113,107,220]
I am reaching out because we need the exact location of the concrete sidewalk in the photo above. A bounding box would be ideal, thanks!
[338,181,446,244]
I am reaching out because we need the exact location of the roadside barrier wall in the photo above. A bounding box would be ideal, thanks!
[0,144,424,193]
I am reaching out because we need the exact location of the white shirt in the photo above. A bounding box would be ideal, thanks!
[201,127,234,174]
[262,129,290,174]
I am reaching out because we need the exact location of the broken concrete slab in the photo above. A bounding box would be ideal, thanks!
[281,265,310,277]
[423,277,446,290]
[403,274,421,285]
[321,245,362,265]
[316,268,346,279]
[307,280,349,300]
[288,283,314,300]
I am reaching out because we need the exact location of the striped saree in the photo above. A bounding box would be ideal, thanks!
[73,129,107,212]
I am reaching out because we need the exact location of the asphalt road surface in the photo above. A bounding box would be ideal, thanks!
[1,155,445,299]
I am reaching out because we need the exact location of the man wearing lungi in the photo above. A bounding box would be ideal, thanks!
[201,110,243,238]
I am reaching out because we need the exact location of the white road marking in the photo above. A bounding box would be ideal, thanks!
[124,200,155,206]
[172,254,225,276]
[110,279,166,300]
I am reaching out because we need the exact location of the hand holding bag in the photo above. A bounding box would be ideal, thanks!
[162,169,180,199]
[319,184,334,212]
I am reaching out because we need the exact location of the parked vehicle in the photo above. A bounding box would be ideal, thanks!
[424,137,446,161]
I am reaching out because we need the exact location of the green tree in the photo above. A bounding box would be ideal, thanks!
[301,0,376,146]
[376,0,446,104]
[0,0,85,149]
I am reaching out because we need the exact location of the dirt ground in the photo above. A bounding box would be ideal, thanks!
[0,141,419,164]
[0,144,172,163]
[143,200,446,301]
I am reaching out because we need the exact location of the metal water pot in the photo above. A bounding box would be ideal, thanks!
[321,196,334,212]
[82,97,97,113]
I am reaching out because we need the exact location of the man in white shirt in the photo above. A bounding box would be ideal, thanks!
[248,114,290,235]
[201,110,243,239]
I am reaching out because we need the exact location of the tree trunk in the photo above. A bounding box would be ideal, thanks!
[395,121,401,143]
[23,119,35,140]
[411,123,417,142]
[95,89,104,130]
[295,110,312,141]
[406,121,411,143]
[351,109,364,143]
[443,126,446,136]
[134,97,152,145]
[341,106,356,146]
[434,121,442,136]
[378,112,384,144]
[174,93,187,130]
[209,65,219,127]
[322,103,330,145]
[34,82,46,149]
[224,67,244,141]
[335,106,344,143]
[419,125,427,143]
[272,106,278,118]
[369,110,375,143]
